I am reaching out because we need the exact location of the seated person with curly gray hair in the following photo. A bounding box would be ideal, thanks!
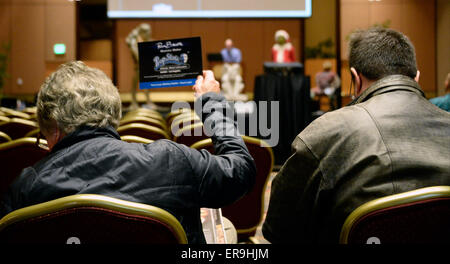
[0,61,256,244]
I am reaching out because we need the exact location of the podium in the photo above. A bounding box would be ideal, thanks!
[253,62,311,165]
[263,62,304,74]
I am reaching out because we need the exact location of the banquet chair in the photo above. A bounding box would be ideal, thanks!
[170,112,199,125]
[0,131,11,144]
[165,108,194,126]
[0,116,10,123]
[173,123,209,147]
[0,107,31,120]
[24,128,40,138]
[0,137,49,198]
[0,118,38,139]
[340,186,450,244]
[191,136,274,242]
[170,115,202,139]
[121,135,154,144]
[0,194,187,244]
[22,107,37,116]
[125,108,164,122]
[120,116,168,132]
[117,123,170,141]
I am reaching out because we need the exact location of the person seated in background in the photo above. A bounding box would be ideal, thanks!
[263,27,450,243]
[271,29,295,63]
[311,60,341,110]
[0,61,256,244]
[220,38,242,64]
[430,73,450,112]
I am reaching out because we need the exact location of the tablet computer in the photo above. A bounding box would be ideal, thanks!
[138,36,202,89]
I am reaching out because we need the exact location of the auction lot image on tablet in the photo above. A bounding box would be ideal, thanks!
[138,36,202,89]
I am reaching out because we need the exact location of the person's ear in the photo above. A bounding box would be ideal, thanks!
[43,124,64,151]
[414,70,420,83]
[350,67,362,93]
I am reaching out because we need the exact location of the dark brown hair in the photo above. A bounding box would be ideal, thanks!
[349,27,417,80]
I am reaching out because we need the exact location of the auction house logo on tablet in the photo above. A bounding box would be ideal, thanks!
[138,37,202,89]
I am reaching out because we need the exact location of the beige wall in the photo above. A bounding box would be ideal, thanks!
[437,0,450,96]
[2,1,443,98]
[304,0,337,91]
[304,0,336,50]
[0,0,76,96]
[340,0,436,96]
[0,1,12,95]
[115,19,303,93]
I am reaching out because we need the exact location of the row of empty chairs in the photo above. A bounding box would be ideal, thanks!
[0,106,208,145]
[0,106,37,120]
[116,107,211,147]
[0,106,206,145]
[0,107,39,143]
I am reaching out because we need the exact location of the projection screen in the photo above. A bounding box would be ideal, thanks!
[107,0,312,18]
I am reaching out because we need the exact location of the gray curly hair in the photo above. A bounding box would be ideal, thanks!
[37,61,122,134]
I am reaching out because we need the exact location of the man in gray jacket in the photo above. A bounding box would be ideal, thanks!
[263,27,450,243]
[0,62,256,244]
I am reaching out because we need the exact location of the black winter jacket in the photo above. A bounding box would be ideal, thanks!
[0,92,256,243]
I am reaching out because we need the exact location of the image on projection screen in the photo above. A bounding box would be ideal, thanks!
[107,0,311,18]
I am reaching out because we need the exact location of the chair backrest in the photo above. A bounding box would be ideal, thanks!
[340,186,450,244]
[117,123,170,141]
[170,116,202,139]
[131,107,161,115]
[0,194,188,244]
[120,116,168,132]
[121,135,154,144]
[24,128,40,138]
[0,118,38,139]
[170,112,200,126]
[0,137,49,198]
[0,131,11,144]
[165,108,193,125]
[191,136,274,241]
[22,107,37,116]
[0,116,10,123]
[173,123,210,146]
[0,107,31,120]
[125,109,164,122]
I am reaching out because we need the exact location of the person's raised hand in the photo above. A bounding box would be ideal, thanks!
[193,70,220,98]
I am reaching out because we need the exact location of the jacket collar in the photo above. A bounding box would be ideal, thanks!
[51,125,120,153]
[348,75,425,106]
